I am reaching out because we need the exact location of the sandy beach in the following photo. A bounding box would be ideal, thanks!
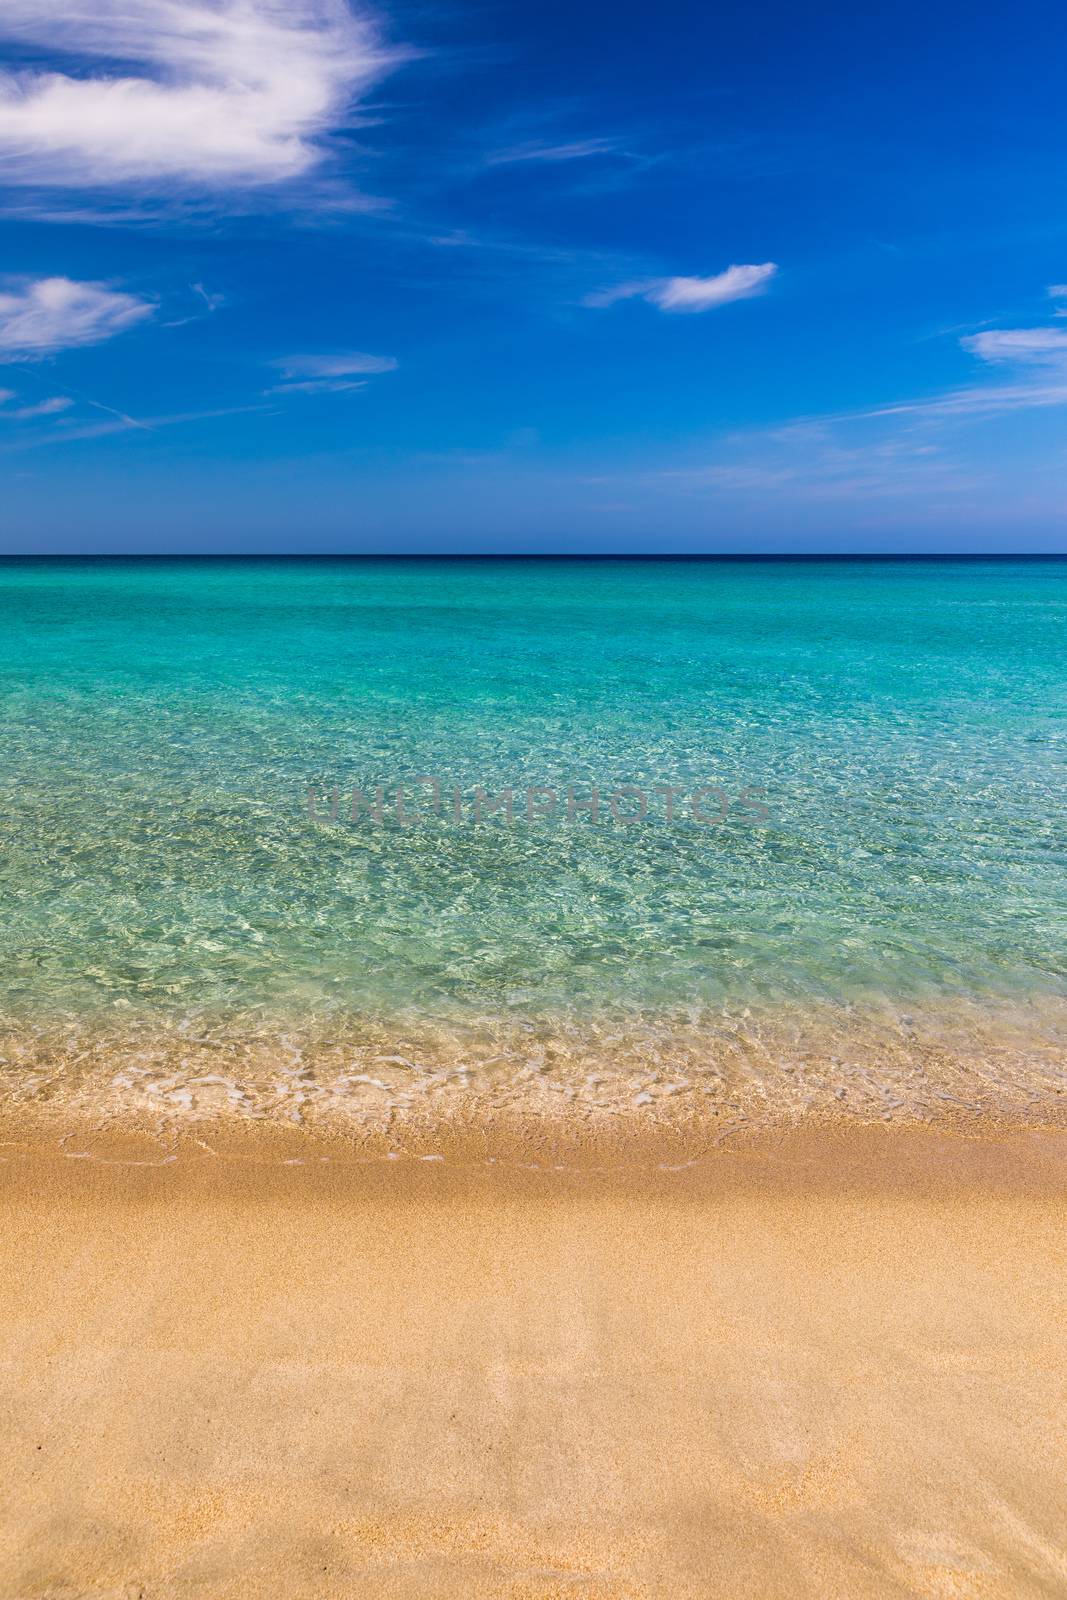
[3,1120,1066,1599]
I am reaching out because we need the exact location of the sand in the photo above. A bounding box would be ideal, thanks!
[2,1121,1067,1599]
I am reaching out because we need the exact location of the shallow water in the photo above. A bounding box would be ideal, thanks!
[1,557,1064,1130]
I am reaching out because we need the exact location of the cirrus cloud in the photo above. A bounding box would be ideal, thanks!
[0,277,155,356]
[0,0,399,192]
[961,327,1067,365]
[268,350,398,394]
[486,137,621,167]
[0,395,75,419]
[587,262,778,313]
[643,284,1067,516]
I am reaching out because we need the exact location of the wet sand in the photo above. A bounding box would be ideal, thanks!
[2,1122,1067,1598]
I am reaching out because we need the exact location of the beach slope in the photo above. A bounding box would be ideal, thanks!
[2,1125,1066,1599]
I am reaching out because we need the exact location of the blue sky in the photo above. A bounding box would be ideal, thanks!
[1,0,1066,552]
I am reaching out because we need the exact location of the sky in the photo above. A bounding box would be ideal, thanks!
[1,0,1066,553]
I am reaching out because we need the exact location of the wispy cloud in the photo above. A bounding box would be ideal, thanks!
[268,350,398,394]
[960,327,1067,364]
[160,282,227,328]
[0,277,154,356]
[863,380,1067,420]
[644,288,1067,509]
[192,283,225,312]
[0,0,400,192]
[0,402,268,454]
[661,426,974,504]
[587,263,778,313]
[485,137,622,167]
[859,312,1067,422]
[0,395,75,420]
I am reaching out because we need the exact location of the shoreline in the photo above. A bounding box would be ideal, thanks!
[5,1108,1067,1191]
[4,1118,1067,1597]
[3,992,1066,1151]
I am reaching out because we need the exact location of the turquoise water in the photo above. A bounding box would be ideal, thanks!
[0,557,1063,1041]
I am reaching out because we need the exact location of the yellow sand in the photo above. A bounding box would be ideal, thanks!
[2,1123,1066,1598]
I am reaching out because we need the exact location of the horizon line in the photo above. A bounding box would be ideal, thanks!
[0,552,1065,563]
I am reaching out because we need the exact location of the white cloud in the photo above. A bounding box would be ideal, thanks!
[0,401,267,453]
[961,327,1067,364]
[647,290,1067,511]
[0,1,398,190]
[0,277,154,356]
[588,262,778,314]
[192,283,225,312]
[647,266,778,312]
[856,317,1067,422]
[662,431,972,504]
[1047,284,1067,299]
[0,395,75,420]
[269,350,397,394]
[591,282,1067,523]
[865,379,1067,421]
[486,138,620,167]
[271,378,369,394]
[275,353,398,377]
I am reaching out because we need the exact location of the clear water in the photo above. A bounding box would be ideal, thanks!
[1,557,1063,1036]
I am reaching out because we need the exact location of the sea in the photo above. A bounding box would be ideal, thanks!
[1,556,1063,1140]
